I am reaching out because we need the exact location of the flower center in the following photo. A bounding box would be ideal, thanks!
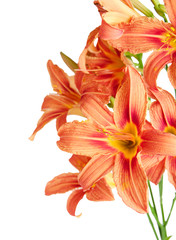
[161,27,176,50]
[107,122,141,159]
[164,125,176,135]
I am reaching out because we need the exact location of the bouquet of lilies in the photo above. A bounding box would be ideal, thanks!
[30,0,176,239]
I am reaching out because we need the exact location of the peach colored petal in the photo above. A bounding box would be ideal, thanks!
[99,0,138,17]
[66,189,85,217]
[57,121,115,157]
[121,0,134,9]
[113,153,148,213]
[149,101,167,131]
[45,173,79,195]
[80,95,115,128]
[144,50,172,93]
[99,18,124,40]
[29,95,72,140]
[144,158,166,185]
[141,154,165,170]
[107,17,169,54]
[78,154,115,191]
[78,27,100,73]
[168,52,176,89]
[114,66,147,132]
[47,60,73,95]
[141,129,176,156]
[164,0,176,28]
[166,156,176,189]
[150,89,176,128]
[69,155,90,172]
[86,178,114,201]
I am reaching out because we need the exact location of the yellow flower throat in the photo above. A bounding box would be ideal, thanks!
[107,122,141,159]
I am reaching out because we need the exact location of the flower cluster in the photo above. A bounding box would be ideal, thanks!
[30,0,176,224]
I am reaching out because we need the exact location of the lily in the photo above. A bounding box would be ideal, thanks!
[57,66,176,213]
[77,26,127,98]
[29,60,81,140]
[45,154,114,216]
[98,0,176,89]
[142,88,176,189]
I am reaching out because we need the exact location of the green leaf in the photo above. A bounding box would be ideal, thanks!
[166,236,172,240]
[60,52,78,72]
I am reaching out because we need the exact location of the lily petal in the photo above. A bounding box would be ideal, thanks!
[47,60,75,95]
[150,89,176,128]
[144,157,166,185]
[166,156,176,189]
[113,153,148,213]
[114,66,147,132]
[69,155,90,172]
[78,154,115,191]
[99,0,138,16]
[29,94,72,140]
[149,101,167,131]
[45,173,79,195]
[67,189,85,217]
[58,121,115,156]
[86,178,115,201]
[107,17,169,54]
[99,18,124,40]
[144,50,172,93]
[141,129,176,156]
[80,95,115,128]
[168,52,176,89]
[164,0,176,28]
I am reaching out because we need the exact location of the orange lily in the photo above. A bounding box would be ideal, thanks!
[57,66,176,213]
[29,60,82,140]
[98,0,176,89]
[142,88,176,188]
[45,154,114,216]
[77,27,127,98]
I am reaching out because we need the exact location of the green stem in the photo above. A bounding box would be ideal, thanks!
[165,192,176,226]
[174,89,176,100]
[159,176,168,239]
[148,181,162,238]
[147,213,160,240]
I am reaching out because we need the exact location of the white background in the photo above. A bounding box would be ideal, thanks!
[1,0,176,239]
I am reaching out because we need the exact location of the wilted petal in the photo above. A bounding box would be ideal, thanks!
[168,52,176,89]
[144,50,172,93]
[86,178,114,201]
[114,66,147,132]
[78,154,115,191]
[80,95,115,128]
[141,129,176,156]
[166,156,176,189]
[45,173,79,195]
[113,153,148,213]
[164,0,176,28]
[58,121,115,156]
[69,155,90,172]
[67,189,85,217]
